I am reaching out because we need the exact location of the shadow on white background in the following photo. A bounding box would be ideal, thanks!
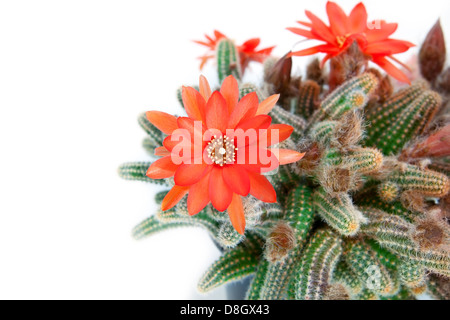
[0,0,449,299]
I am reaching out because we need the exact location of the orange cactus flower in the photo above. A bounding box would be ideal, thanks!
[287,1,415,83]
[194,30,275,73]
[145,75,304,234]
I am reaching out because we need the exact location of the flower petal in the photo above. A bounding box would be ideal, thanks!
[286,27,316,39]
[372,56,411,84]
[154,146,170,157]
[240,38,260,51]
[289,44,341,57]
[240,147,279,173]
[209,167,233,211]
[161,185,189,211]
[177,116,207,150]
[326,1,348,35]
[259,124,294,147]
[366,22,398,42]
[236,114,272,132]
[187,171,211,216]
[227,92,259,129]
[227,194,246,235]
[146,156,178,179]
[365,39,415,55]
[256,94,280,115]
[305,10,336,44]
[206,91,229,132]
[199,75,212,101]
[182,86,206,123]
[223,165,250,196]
[348,2,368,33]
[174,163,210,186]
[247,171,277,203]
[271,148,305,165]
[220,75,240,114]
[234,115,272,148]
[145,111,178,135]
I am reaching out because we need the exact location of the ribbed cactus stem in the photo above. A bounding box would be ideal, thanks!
[427,274,450,300]
[156,208,220,240]
[313,187,366,236]
[132,214,185,240]
[239,83,264,101]
[310,120,337,147]
[322,148,383,174]
[294,80,320,119]
[198,242,261,293]
[364,82,427,146]
[356,187,420,223]
[259,185,315,300]
[294,228,343,300]
[388,163,449,197]
[217,38,241,83]
[372,91,442,155]
[332,261,363,297]
[246,260,269,300]
[343,240,398,297]
[307,73,378,131]
[361,208,450,277]
[355,288,379,300]
[398,260,426,290]
[269,106,306,141]
[365,238,399,270]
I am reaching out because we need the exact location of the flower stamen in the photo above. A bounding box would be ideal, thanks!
[207,135,237,166]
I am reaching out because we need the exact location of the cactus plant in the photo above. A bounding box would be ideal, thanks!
[120,2,450,300]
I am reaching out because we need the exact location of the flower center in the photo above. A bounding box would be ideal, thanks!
[336,35,348,48]
[207,135,237,166]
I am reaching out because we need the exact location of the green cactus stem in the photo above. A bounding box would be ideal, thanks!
[294,228,343,300]
[217,38,241,83]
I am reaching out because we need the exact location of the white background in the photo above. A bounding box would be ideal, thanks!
[0,0,449,300]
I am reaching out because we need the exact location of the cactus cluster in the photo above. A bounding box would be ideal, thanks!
[119,16,450,300]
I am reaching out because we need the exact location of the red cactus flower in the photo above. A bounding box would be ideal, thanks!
[145,75,304,234]
[287,1,415,83]
[194,30,275,73]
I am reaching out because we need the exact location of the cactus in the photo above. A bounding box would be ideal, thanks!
[120,6,450,300]
[372,91,442,155]
[306,73,378,130]
[363,82,427,146]
[331,261,363,297]
[198,234,263,293]
[313,187,366,236]
[259,185,315,300]
[398,260,426,290]
[387,163,449,197]
[217,38,241,83]
[294,228,343,300]
[343,240,398,297]
[294,80,320,119]
[361,208,450,277]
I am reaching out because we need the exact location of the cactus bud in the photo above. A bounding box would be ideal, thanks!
[419,20,446,82]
